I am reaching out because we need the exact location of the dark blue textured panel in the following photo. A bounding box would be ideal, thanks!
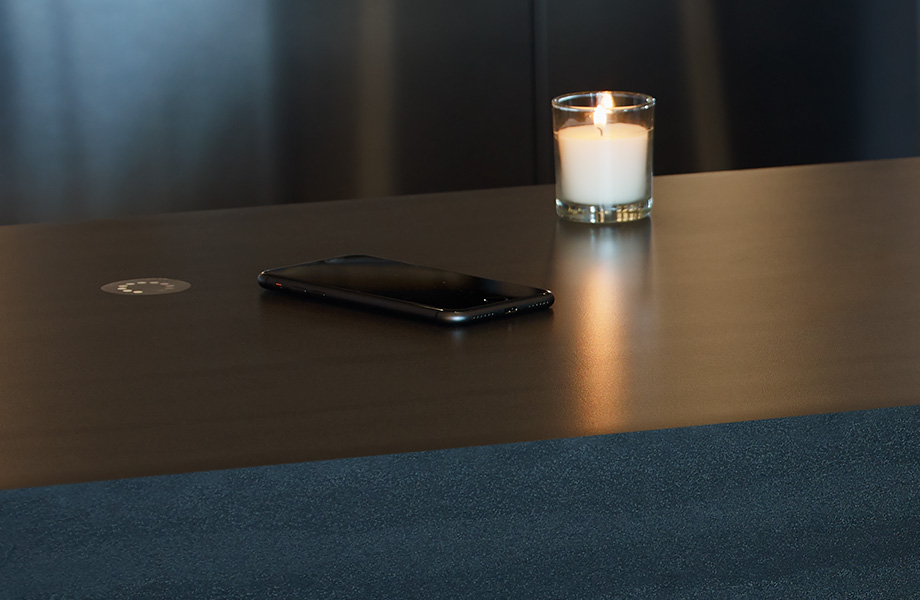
[2,405,919,598]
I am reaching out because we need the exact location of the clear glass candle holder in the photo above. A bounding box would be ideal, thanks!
[552,91,655,223]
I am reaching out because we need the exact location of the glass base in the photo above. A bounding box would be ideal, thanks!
[555,197,652,224]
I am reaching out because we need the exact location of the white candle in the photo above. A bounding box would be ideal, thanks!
[556,122,650,206]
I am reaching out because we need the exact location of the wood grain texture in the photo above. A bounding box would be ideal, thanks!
[3,158,920,489]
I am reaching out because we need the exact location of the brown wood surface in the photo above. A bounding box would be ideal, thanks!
[3,158,920,489]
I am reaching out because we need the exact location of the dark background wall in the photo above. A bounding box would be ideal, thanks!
[1,0,917,225]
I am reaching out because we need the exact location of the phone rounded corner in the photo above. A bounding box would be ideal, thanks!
[256,272,273,288]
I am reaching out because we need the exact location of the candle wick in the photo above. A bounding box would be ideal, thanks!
[596,126,604,137]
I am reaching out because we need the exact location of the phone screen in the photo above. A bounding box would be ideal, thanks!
[258,255,554,324]
[266,255,541,309]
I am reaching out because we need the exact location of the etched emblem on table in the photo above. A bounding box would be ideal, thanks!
[101,278,191,295]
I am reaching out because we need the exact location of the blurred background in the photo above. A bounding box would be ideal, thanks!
[0,0,917,225]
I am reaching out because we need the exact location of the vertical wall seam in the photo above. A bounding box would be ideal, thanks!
[531,0,551,184]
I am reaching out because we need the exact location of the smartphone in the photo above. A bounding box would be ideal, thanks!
[257,255,554,325]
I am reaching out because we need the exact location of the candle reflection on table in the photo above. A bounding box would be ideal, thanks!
[551,219,653,436]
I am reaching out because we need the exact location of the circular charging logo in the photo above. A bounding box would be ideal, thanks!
[101,278,191,296]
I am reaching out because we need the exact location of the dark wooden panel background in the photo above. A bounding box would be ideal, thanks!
[1,0,917,225]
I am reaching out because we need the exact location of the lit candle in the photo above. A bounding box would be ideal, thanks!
[555,93,651,207]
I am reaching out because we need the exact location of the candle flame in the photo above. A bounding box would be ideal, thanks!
[593,92,614,127]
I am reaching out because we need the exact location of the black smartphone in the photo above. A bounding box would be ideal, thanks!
[258,255,554,325]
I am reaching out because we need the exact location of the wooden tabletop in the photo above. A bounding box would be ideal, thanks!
[3,157,920,490]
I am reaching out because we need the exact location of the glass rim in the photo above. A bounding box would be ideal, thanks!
[552,91,655,113]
